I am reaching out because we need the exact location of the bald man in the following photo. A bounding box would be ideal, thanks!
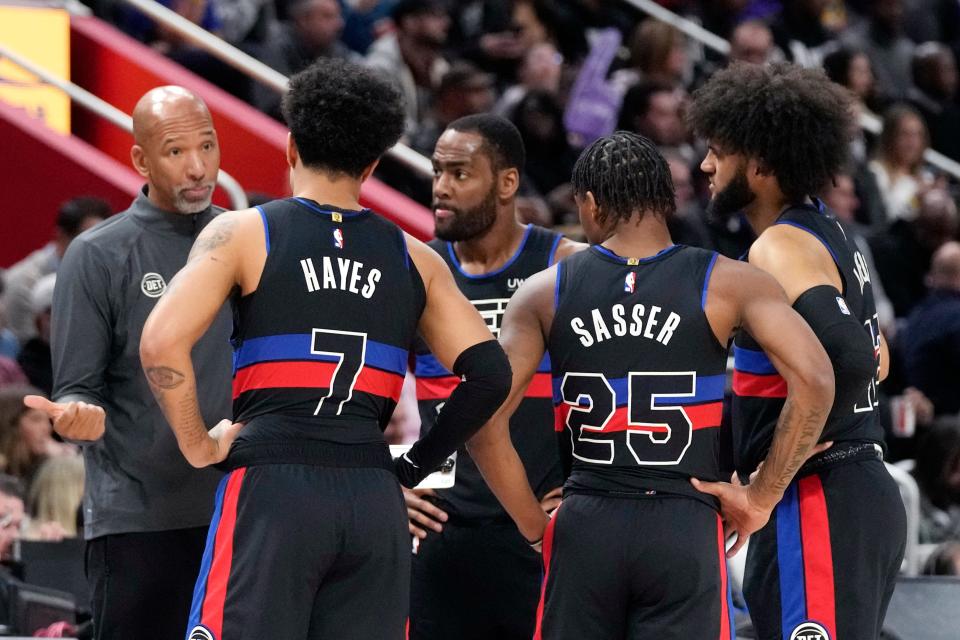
[26,86,233,640]
[903,241,960,415]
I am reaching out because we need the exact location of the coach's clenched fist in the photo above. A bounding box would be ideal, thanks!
[24,395,105,441]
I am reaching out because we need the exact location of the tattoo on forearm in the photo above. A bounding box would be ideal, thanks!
[145,366,186,390]
[761,398,827,496]
[177,388,207,448]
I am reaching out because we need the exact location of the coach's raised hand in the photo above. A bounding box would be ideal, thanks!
[24,395,105,441]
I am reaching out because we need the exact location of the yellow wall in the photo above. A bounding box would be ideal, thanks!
[0,6,71,133]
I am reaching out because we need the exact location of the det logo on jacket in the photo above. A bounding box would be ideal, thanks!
[140,273,167,298]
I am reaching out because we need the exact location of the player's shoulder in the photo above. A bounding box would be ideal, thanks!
[552,237,588,262]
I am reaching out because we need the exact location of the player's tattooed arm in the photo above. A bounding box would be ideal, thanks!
[188,213,236,261]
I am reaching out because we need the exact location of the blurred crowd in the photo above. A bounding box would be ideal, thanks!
[5,0,960,577]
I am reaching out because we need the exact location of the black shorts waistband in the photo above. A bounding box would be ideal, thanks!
[220,440,394,472]
[797,441,884,477]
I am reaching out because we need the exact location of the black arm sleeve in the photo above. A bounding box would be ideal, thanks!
[395,340,512,488]
[793,285,877,415]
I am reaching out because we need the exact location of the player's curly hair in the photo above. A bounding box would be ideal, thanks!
[687,62,856,202]
[282,59,405,177]
[571,131,675,225]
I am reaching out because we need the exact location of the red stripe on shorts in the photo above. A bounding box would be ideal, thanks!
[717,515,731,640]
[799,474,837,639]
[533,504,561,640]
[200,467,247,638]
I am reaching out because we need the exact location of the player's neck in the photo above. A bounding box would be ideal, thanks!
[292,169,363,211]
[452,210,526,275]
[744,190,795,235]
[603,215,673,259]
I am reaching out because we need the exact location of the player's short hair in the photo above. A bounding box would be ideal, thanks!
[446,114,526,173]
[571,131,675,225]
[282,59,405,178]
[687,62,855,202]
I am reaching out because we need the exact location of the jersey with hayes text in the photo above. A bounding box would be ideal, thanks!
[413,224,564,522]
[228,198,425,466]
[549,244,727,506]
[732,201,883,474]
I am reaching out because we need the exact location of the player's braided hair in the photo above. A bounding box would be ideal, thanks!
[571,131,676,226]
[687,62,855,202]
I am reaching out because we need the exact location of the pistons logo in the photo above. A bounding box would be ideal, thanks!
[624,272,636,294]
[333,228,344,249]
[188,625,215,640]
[789,621,830,640]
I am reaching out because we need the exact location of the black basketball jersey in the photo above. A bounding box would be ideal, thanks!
[228,198,426,467]
[732,200,883,474]
[413,224,564,522]
[549,244,728,505]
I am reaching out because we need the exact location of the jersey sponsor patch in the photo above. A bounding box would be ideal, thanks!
[789,621,831,640]
[624,272,636,293]
[835,296,850,315]
[140,272,166,298]
[188,626,215,640]
[333,228,344,249]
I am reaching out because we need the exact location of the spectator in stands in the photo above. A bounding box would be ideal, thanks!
[823,47,883,117]
[729,19,779,66]
[0,475,23,564]
[611,19,688,94]
[617,82,691,161]
[871,188,958,318]
[841,0,915,100]
[15,275,55,397]
[411,62,496,156]
[251,0,360,117]
[664,150,713,249]
[509,0,586,64]
[0,386,74,486]
[509,90,578,223]
[339,0,396,54]
[366,0,450,138]
[770,0,834,67]
[868,105,933,222]
[913,417,960,543]
[902,241,960,415]
[0,197,108,345]
[211,0,276,47]
[25,455,84,541]
[908,42,960,161]
[493,42,563,117]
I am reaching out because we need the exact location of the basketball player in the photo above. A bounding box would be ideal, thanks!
[138,60,511,640]
[467,131,836,639]
[688,62,906,640]
[406,114,583,639]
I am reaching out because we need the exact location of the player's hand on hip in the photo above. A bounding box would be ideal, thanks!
[202,419,244,466]
[691,473,772,558]
[403,487,447,539]
[539,487,562,516]
[24,395,105,441]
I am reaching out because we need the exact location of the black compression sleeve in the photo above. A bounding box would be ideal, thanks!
[395,340,512,488]
[792,285,877,413]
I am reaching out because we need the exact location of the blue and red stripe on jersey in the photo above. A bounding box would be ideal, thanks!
[232,333,407,402]
[732,346,787,398]
[414,352,552,400]
[551,374,725,433]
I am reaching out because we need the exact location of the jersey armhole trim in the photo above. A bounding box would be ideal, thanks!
[701,252,718,311]
[255,205,270,255]
[399,228,410,270]
[548,233,563,267]
[554,261,563,311]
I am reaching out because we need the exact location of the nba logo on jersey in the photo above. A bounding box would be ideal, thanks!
[333,228,344,250]
[624,272,636,293]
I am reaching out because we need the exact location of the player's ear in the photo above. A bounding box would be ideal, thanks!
[286,133,299,170]
[359,159,380,183]
[498,167,520,201]
[582,190,600,224]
